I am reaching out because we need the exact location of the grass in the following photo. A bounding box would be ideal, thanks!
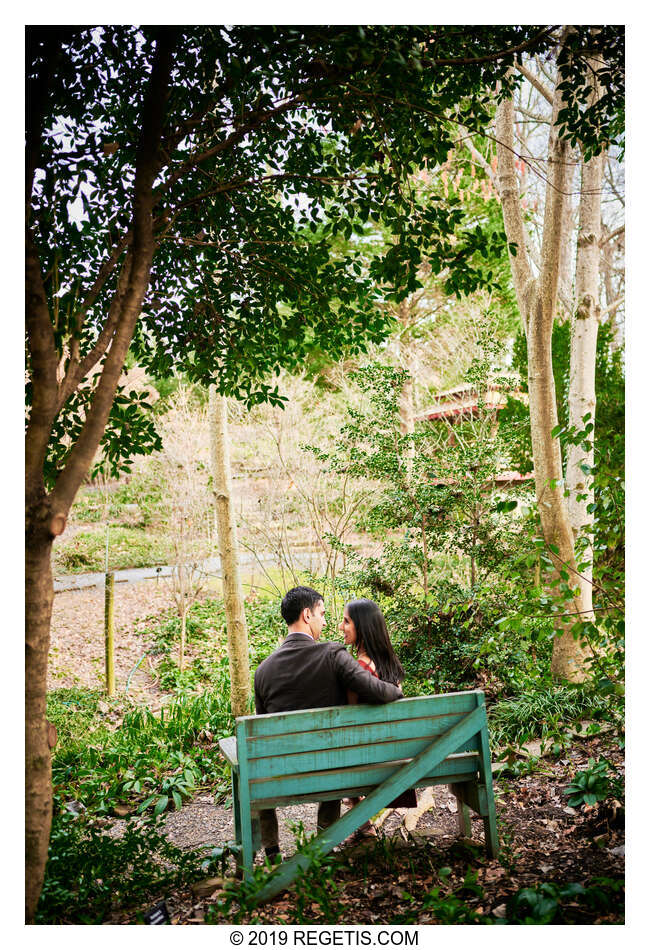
[53,526,172,574]
[71,470,166,526]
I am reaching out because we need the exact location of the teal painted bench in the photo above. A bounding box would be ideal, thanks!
[219,689,498,902]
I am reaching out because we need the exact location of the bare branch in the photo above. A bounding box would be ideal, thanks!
[516,61,554,105]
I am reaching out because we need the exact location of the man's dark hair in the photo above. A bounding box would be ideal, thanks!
[281,586,324,625]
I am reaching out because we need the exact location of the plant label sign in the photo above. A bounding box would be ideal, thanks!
[144,901,170,925]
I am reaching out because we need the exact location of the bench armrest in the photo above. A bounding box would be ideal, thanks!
[218,735,238,769]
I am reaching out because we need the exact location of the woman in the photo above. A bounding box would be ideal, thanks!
[339,598,404,691]
[339,599,417,833]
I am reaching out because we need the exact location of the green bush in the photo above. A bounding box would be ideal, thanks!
[563,756,623,807]
[37,810,208,923]
[52,692,233,816]
[505,877,624,924]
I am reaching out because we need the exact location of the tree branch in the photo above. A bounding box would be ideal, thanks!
[56,252,134,413]
[51,29,178,515]
[25,230,59,500]
[600,224,624,246]
[432,26,558,66]
[516,60,554,105]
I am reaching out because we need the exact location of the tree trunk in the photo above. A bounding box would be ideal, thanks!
[25,507,55,922]
[179,599,187,672]
[567,146,604,613]
[496,58,589,682]
[397,301,415,444]
[600,221,624,351]
[209,387,250,718]
[24,33,177,920]
[556,147,578,322]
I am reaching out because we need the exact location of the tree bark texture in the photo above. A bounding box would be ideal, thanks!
[209,387,251,718]
[24,32,177,921]
[25,519,55,924]
[496,62,589,682]
[567,144,604,611]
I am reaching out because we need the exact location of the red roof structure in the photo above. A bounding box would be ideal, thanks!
[415,380,534,486]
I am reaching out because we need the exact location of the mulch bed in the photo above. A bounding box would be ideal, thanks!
[111,733,624,925]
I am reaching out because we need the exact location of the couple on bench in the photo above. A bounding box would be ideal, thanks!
[254,585,416,861]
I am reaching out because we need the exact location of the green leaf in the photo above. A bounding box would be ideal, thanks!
[153,795,169,816]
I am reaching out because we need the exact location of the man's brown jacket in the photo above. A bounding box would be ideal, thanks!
[254,632,402,714]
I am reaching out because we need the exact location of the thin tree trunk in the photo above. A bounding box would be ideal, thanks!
[209,387,250,718]
[421,512,429,602]
[179,600,187,672]
[557,161,575,322]
[601,222,624,351]
[496,53,589,682]
[397,301,415,447]
[567,144,604,613]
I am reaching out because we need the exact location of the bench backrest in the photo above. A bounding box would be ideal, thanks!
[235,690,487,810]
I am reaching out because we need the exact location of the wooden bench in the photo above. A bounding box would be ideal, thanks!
[219,689,498,902]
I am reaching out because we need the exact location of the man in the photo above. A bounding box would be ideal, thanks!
[254,585,402,860]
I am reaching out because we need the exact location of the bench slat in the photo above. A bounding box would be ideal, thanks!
[245,711,473,760]
[246,733,480,780]
[241,691,482,738]
[248,751,480,802]
[218,735,238,768]
[250,773,481,811]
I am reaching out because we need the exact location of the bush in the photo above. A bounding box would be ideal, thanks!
[563,756,623,807]
[37,810,208,923]
[52,692,233,816]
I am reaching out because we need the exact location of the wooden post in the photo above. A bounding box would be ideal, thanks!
[104,571,116,696]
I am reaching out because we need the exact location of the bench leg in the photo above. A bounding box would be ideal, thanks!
[455,795,472,838]
[478,722,499,859]
[233,771,255,879]
[240,809,255,880]
[483,812,499,860]
[231,771,244,878]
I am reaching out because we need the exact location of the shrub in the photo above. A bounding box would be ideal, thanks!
[37,810,208,923]
[488,684,611,748]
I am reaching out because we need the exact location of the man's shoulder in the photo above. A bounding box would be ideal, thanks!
[319,640,347,655]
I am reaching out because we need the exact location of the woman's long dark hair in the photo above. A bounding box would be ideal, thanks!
[346,598,404,686]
